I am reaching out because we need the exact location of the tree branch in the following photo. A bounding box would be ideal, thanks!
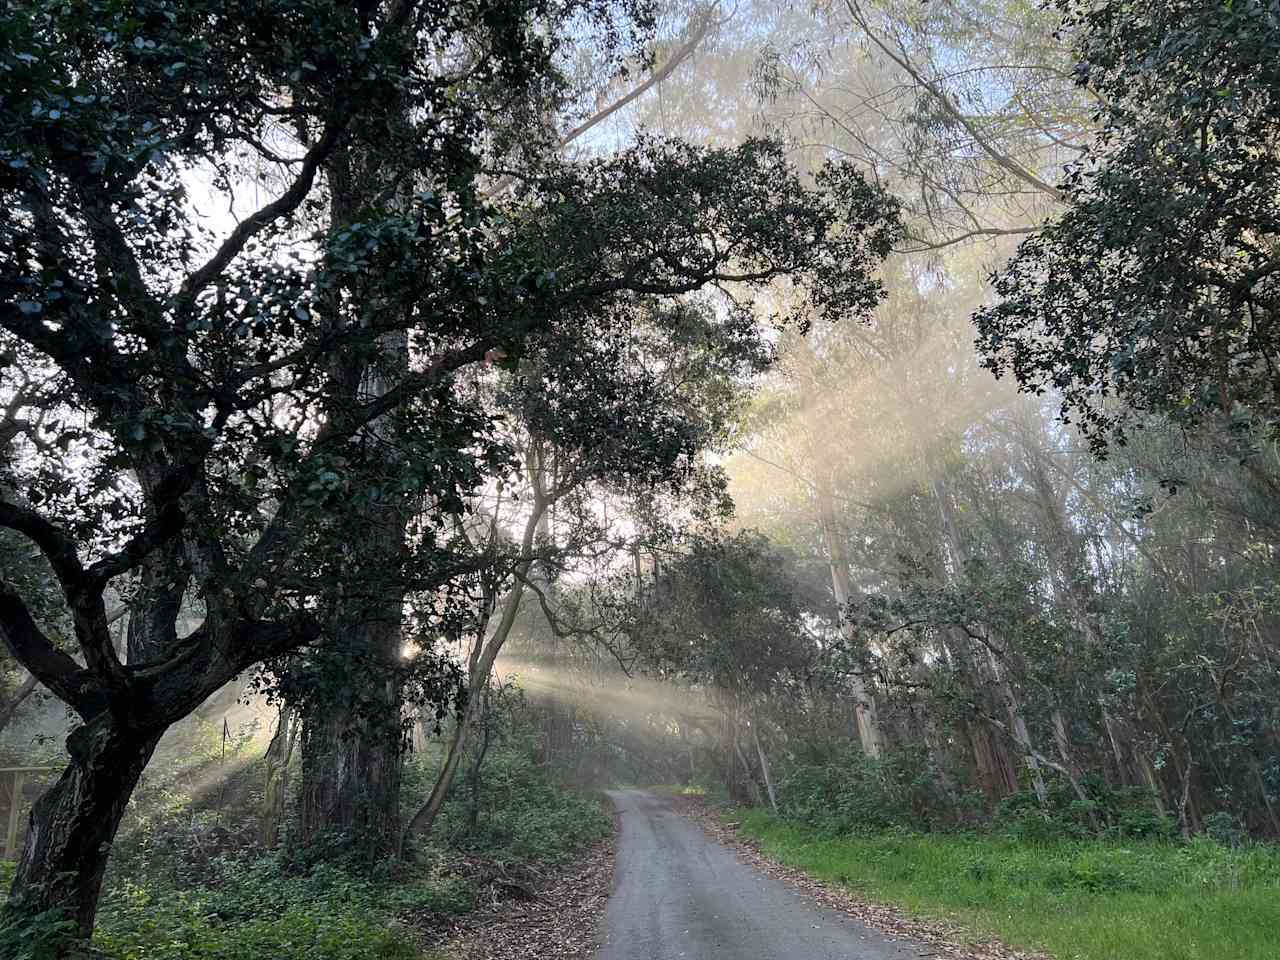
[178,117,346,307]
[0,579,106,718]
[843,0,1065,204]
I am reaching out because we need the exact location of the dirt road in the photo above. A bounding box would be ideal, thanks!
[596,790,926,960]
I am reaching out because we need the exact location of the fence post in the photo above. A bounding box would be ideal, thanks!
[5,771,23,860]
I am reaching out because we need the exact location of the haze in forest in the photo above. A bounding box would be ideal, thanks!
[2,2,1279,959]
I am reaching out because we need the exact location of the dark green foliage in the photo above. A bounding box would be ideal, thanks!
[775,752,949,834]
[626,530,829,695]
[0,884,76,960]
[432,748,611,866]
[997,778,1175,844]
[94,855,423,960]
[976,0,1280,450]
[80,741,604,959]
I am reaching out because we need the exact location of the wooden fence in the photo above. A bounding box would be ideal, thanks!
[1,767,57,861]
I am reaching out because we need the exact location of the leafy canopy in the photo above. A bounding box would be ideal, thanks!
[975,0,1280,452]
[0,0,900,738]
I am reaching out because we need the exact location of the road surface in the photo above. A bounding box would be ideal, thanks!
[596,790,925,960]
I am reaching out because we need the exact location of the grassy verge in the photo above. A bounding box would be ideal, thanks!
[644,783,709,798]
[734,809,1280,960]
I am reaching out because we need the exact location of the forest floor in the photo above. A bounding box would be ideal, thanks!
[70,747,617,960]
[689,799,1280,960]
[425,807,618,960]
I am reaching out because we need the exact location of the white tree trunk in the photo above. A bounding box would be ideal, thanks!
[815,479,884,758]
[750,716,779,815]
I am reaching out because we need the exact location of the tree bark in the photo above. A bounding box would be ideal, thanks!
[8,716,163,939]
[0,672,38,737]
[299,609,404,859]
[984,642,1047,806]
[260,705,296,848]
[294,122,416,859]
[466,698,493,830]
[1051,708,1101,830]
[967,718,1018,802]
[815,477,884,758]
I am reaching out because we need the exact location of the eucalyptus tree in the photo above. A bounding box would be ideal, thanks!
[624,531,830,807]
[803,0,1088,249]
[0,0,899,940]
[634,0,1090,248]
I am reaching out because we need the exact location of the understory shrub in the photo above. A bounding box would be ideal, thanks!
[996,776,1175,842]
[430,748,611,865]
[96,888,417,960]
[776,752,919,833]
[95,849,427,959]
[88,743,606,958]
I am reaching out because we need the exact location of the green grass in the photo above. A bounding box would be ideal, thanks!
[645,783,709,797]
[734,810,1280,960]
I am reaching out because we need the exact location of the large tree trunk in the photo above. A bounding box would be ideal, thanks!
[300,609,403,859]
[8,716,163,939]
[967,718,1019,802]
[297,144,411,856]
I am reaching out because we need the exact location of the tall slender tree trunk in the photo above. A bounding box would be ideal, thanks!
[402,690,478,852]
[967,718,1019,801]
[1051,708,1101,830]
[814,478,884,758]
[401,454,548,849]
[260,705,297,848]
[929,478,1026,803]
[750,717,778,814]
[984,642,1047,805]
[466,694,493,830]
